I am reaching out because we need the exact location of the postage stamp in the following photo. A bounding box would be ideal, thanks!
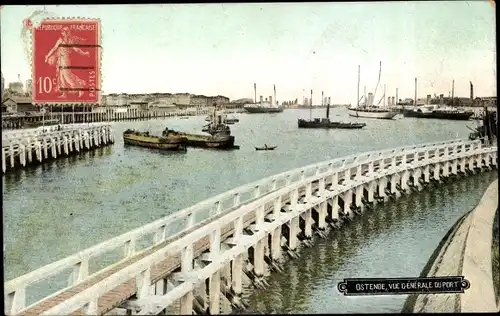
[31,19,101,105]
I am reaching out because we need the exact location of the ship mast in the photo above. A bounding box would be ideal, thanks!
[254,83,257,104]
[451,79,455,107]
[310,89,313,121]
[363,86,366,108]
[414,77,418,108]
[357,65,360,108]
[274,84,277,107]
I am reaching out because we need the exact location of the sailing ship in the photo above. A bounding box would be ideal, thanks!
[348,62,398,119]
[298,90,366,129]
[244,83,284,113]
[403,79,473,120]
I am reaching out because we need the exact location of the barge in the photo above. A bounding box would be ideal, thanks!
[164,127,235,149]
[123,129,187,151]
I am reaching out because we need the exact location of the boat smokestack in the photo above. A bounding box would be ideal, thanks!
[392,96,395,106]
[254,83,257,103]
[440,94,444,105]
[451,80,455,106]
[260,95,263,103]
[364,86,367,106]
[426,94,431,104]
[470,81,474,100]
[367,93,374,106]
[326,96,330,119]
[396,88,399,105]
[322,91,324,106]
[310,89,313,120]
[269,95,273,105]
[414,77,418,106]
[274,84,277,106]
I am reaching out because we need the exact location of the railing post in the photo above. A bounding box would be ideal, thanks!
[186,212,196,229]
[291,188,299,210]
[331,172,338,188]
[210,228,221,256]
[153,225,167,244]
[233,193,240,207]
[319,177,326,197]
[273,196,282,220]
[124,238,136,258]
[305,182,312,203]
[253,185,260,199]
[83,298,99,315]
[255,205,265,230]
[234,216,244,241]
[271,178,277,190]
[213,201,222,215]
[136,268,152,298]
[7,288,26,315]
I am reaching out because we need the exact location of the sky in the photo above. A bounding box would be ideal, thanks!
[0,2,496,104]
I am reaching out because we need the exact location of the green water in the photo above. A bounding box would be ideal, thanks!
[3,108,492,312]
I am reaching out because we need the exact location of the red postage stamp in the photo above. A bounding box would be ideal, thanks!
[32,19,101,105]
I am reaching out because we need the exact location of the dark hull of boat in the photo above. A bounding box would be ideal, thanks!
[297,120,366,129]
[226,119,239,123]
[123,137,187,151]
[244,107,284,113]
[177,132,236,149]
[403,110,473,120]
[255,147,276,151]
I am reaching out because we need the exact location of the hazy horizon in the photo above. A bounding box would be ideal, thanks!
[1,2,496,103]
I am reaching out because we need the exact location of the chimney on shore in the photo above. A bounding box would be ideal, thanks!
[470,81,474,100]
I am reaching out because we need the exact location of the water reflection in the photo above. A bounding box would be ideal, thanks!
[242,171,497,314]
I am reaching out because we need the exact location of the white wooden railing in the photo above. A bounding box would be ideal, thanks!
[4,138,487,314]
[34,139,497,315]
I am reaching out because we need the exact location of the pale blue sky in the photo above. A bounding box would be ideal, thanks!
[1,2,496,103]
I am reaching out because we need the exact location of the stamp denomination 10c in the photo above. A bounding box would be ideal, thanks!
[32,19,101,105]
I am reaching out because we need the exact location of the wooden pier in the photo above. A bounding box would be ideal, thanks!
[2,124,114,173]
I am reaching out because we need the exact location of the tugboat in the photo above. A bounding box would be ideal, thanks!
[298,90,366,129]
[123,129,187,151]
[347,62,398,120]
[176,104,237,149]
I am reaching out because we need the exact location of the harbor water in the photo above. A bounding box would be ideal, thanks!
[3,108,495,312]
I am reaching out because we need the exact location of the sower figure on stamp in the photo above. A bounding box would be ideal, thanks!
[44,26,89,98]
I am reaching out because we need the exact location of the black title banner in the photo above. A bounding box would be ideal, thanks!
[337,276,470,296]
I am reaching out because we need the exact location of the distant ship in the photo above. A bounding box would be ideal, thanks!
[244,83,284,113]
[403,78,473,121]
[348,62,398,120]
[403,105,473,120]
[298,89,366,129]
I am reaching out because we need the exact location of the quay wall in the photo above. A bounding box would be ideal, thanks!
[402,179,499,313]
[2,124,115,173]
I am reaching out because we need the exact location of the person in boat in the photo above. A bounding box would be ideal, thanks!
[264,144,268,149]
